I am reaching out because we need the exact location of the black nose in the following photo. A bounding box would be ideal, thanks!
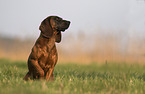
[66,21,70,26]
[67,21,70,24]
[68,21,70,25]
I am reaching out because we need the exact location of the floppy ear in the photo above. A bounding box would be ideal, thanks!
[55,31,61,43]
[39,17,53,38]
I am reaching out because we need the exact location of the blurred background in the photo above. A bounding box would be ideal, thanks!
[0,0,145,63]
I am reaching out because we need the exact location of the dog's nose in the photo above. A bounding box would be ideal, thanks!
[67,21,70,24]
[66,21,70,26]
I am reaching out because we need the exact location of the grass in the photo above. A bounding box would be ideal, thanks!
[0,59,145,94]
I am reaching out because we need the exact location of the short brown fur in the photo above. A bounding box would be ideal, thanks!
[24,16,70,81]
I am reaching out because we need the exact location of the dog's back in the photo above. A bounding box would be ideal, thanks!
[24,16,70,81]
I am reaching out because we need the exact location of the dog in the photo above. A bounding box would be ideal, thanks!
[24,16,70,81]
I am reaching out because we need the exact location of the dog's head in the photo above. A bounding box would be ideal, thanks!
[39,16,70,43]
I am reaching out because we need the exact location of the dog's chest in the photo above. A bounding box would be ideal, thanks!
[38,44,57,69]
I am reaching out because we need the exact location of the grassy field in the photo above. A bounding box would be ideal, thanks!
[0,59,145,94]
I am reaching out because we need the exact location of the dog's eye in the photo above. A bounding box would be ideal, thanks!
[55,17,60,20]
[55,17,62,21]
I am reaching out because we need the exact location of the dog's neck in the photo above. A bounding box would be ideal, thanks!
[37,33,56,52]
[41,33,50,39]
[40,30,58,39]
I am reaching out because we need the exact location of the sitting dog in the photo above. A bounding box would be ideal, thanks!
[24,16,70,81]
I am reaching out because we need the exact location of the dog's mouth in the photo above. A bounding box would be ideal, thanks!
[57,21,70,32]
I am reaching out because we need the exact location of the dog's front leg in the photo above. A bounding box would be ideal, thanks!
[45,67,54,81]
[29,59,45,79]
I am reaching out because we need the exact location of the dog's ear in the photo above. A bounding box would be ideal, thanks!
[39,17,53,38]
[55,32,61,43]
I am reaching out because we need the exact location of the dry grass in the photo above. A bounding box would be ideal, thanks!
[0,30,145,64]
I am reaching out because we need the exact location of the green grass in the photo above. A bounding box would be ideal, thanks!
[0,59,145,94]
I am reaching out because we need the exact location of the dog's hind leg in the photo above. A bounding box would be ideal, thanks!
[24,72,31,81]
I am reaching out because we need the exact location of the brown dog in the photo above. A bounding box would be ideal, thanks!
[24,16,70,81]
